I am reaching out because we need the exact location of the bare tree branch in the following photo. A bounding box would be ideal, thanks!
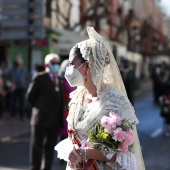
[70,0,110,31]
[55,0,72,28]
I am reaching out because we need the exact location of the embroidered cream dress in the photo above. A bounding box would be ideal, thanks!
[55,27,145,170]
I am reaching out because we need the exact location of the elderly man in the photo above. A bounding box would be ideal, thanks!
[6,57,30,120]
[26,53,64,170]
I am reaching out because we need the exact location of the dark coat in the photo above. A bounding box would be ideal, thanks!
[26,72,64,129]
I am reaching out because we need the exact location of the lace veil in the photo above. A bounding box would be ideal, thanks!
[77,26,127,98]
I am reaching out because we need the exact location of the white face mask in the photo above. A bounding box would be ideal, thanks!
[65,63,84,87]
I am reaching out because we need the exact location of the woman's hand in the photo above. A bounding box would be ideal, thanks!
[68,161,82,169]
[68,144,82,165]
[68,161,77,169]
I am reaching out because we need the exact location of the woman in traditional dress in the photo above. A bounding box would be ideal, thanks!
[55,27,145,170]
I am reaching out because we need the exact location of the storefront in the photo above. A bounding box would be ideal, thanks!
[9,28,85,70]
[9,28,60,71]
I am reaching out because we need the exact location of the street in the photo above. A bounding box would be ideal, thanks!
[0,90,170,170]
[0,133,66,170]
[135,91,170,170]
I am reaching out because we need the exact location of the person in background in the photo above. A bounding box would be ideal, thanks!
[0,68,6,119]
[58,59,76,140]
[26,53,64,170]
[123,61,137,106]
[6,57,30,120]
[31,63,45,77]
[151,64,163,104]
[159,67,170,137]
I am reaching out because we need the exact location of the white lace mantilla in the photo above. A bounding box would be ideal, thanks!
[77,27,127,98]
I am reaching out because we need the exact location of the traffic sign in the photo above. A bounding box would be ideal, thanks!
[1,30,28,39]
[0,0,45,40]
[3,0,43,4]
[1,20,28,27]
[1,28,45,40]
[2,8,28,16]
[2,0,28,4]
[1,18,44,28]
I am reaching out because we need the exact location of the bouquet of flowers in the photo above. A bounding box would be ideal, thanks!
[89,111,135,154]
[159,95,170,117]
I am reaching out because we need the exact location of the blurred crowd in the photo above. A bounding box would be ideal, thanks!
[0,57,67,121]
[0,58,31,120]
[150,62,170,105]
[150,62,170,136]
[0,56,75,135]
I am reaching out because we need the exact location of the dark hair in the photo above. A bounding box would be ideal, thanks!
[71,44,86,63]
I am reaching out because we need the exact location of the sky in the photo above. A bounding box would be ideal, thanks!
[160,0,170,17]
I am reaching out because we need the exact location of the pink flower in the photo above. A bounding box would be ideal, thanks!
[118,143,129,152]
[108,118,117,129]
[104,125,114,134]
[109,112,121,126]
[109,112,120,119]
[126,129,134,138]
[113,128,126,142]
[101,116,110,128]
[124,133,134,146]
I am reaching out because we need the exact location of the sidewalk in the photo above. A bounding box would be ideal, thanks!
[0,78,152,142]
[0,113,30,143]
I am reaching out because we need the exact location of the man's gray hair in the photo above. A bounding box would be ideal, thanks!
[44,53,60,64]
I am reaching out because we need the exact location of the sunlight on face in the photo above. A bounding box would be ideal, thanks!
[68,49,83,69]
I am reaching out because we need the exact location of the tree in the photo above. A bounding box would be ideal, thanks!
[52,0,110,32]
[72,0,110,32]
[55,0,72,28]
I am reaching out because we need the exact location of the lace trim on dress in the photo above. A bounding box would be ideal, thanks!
[105,151,137,170]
